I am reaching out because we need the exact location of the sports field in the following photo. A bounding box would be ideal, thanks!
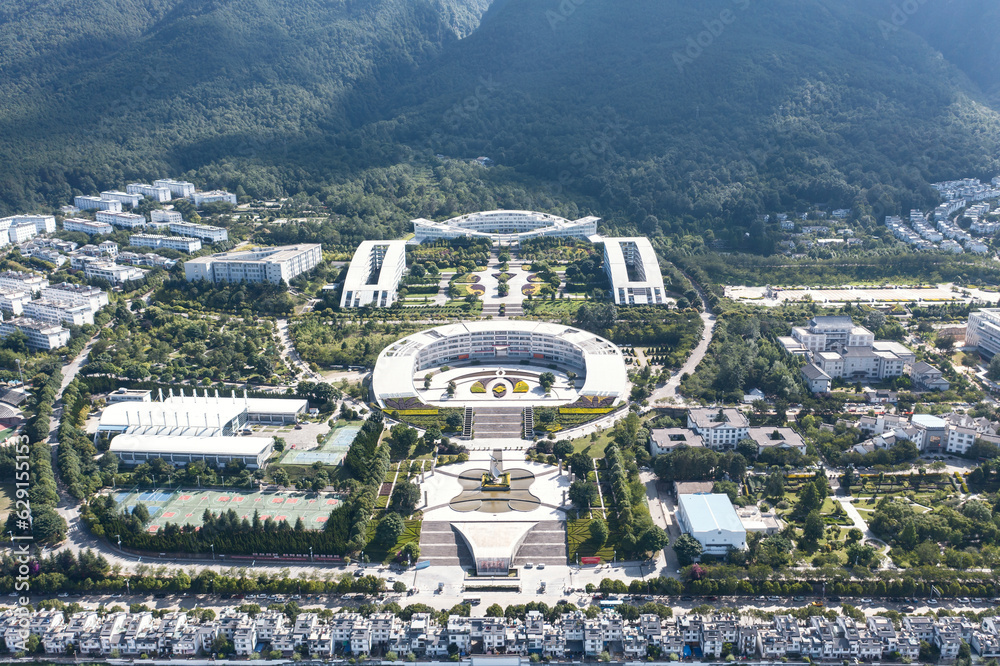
[280,424,360,465]
[113,488,345,532]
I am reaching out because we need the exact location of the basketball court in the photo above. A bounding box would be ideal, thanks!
[113,488,345,533]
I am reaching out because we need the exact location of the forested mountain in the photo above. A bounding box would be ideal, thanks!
[0,0,490,212]
[3,0,1000,248]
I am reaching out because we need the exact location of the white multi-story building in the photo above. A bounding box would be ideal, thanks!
[0,215,56,234]
[150,209,183,225]
[0,317,70,350]
[184,244,321,285]
[96,210,146,229]
[340,240,407,308]
[966,308,1000,358]
[601,236,667,306]
[0,289,31,316]
[8,222,37,244]
[100,190,142,208]
[412,210,599,244]
[192,190,237,206]
[790,316,874,353]
[73,196,122,212]
[84,262,146,286]
[0,270,48,295]
[168,221,228,243]
[127,183,172,202]
[129,234,202,253]
[63,218,113,235]
[152,179,196,199]
[686,408,750,449]
[23,298,94,326]
[42,283,109,313]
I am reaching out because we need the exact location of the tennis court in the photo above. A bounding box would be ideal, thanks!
[280,425,360,465]
[113,488,345,533]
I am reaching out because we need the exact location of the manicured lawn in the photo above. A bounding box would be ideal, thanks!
[364,518,422,564]
[566,517,614,562]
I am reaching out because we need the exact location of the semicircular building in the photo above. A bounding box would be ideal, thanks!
[412,210,598,244]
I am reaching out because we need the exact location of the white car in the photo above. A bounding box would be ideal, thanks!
[537,563,546,570]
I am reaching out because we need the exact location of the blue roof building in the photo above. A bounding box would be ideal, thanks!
[676,493,747,555]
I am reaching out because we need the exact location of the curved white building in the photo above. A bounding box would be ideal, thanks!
[372,321,627,407]
[412,210,598,244]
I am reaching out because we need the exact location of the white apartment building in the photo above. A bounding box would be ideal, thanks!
[23,298,94,326]
[84,262,146,286]
[0,271,48,295]
[340,240,407,308]
[184,244,321,285]
[967,308,1000,358]
[8,223,37,244]
[74,196,122,212]
[152,179,196,198]
[126,183,172,202]
[790,316,874,353]
[686,408,750,449]
[42,283,109,312]
[0,289,31,316]
[192,190,237,206]
[0,215,56,234]
[150,209,183,225]
[0,317,70,350]
[129,234,202,253]
[96,210,146,229]
[63,218,113,235]
[100,190,142,208]
[169,221,228,243]
[601,236,667,306]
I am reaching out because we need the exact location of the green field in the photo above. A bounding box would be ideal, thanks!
[113,488,346,532]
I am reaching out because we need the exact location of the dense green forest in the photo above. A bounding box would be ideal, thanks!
[3,0,1000,248]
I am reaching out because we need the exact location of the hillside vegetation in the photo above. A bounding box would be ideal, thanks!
[2,0,1000,249]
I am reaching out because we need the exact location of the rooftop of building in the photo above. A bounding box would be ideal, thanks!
[109,434,273,457]
[678,493,745,534]
[688,408,749,429]
[650,428,703,449]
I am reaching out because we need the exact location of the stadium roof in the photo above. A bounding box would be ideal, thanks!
[98,401,246,433]
[678,493,745,534]
[110,434,273,457]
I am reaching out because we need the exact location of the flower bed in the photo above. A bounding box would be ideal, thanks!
[514,380,529,393]
[471,381,487,393]
[394,409,439,416]
[493,383,508,398]
[385,396,425,411]
[563,395,615,409]
[559,407,613,414]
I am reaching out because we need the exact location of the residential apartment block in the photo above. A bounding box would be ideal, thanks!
[184,244,321,285]
[96,210,146,229]
[63,218,114,236]
[0,317,70,350]
[152,179,196,199]
[129,234,202,253]
[168,221,228,243]
[73,196,122,212]
[126,183,172,202]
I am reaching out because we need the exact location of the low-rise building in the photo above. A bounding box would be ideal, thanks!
[747,427,806,455]
[152,178,196,199]
[23,298,94,326]
[129,234,202,253]
[0,317,71,350]
[100,190,143,208]
[84,261,146,286]
[169,221,228,243]
[192,190,237,206]
[63,218,114,235]
[74,196,122,212]
[649,428,703,455]
[150,209,184,225]
[676,493,747,555]
[127,183,172,202]
[96,210,147,229]
[686,408,749,450]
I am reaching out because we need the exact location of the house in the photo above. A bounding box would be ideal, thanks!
[912,362,950,392]
[649,428,703,455]
[801,364,832,393]
[747,427,807,455]
[686,408,749,450]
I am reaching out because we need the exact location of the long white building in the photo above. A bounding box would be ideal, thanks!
[191,190,237,206]
[599,236,667,306]
[96,210,146,229]
[0,290,31,316]
[100,191,142,208]
[0,215,56,234]
[152,179,196,199]
[412,210,599,244]
[110,434,274,470]
[0,317,70,350]
[73,196,121,212]
[0,271,48,295]
[41,283,109,312]
[150,209,183,225]
[63,218,113,236]
[168,221,228,243]
[676,493,747,555]
[23,298,94,326]
[340,240,407,308]
[126,183,172,203]
[84,262,145,286]
[7,223,37,245]
[129,234,202,253]
[184,244,322,285]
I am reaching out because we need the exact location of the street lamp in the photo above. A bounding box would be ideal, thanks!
[115,534,122,550]
[14,359,23,387]
[210,544,215,561]
[309,546,313,563]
